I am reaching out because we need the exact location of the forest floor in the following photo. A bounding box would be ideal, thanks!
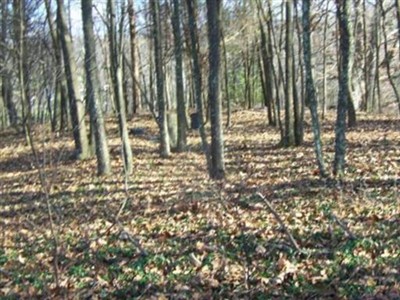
[0,110,399,299]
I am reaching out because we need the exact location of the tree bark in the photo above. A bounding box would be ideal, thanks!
[1,0,18,126]
[259,20,275,126]
[283,0,295,147]
[347,1,357,128]
[82,0,111,175]
[334,0,350,178]
[185,0,212,172]
[127,0,140,115]
[396,0,400,62]
[302,0,327,177]
[108,0,133,172]
[150,0,170,158]
[172,0,187,152]
[57,0,90,159]
[207,0,225,179]
[379,0,400,113]
[13,0,30,144]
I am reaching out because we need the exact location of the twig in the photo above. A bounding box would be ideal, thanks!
[256,193,304,254]
[331,213,356,240]
[25,122,60,288]
[110,147,147,257]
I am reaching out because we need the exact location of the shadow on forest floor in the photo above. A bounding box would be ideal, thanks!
[0,111,399,299]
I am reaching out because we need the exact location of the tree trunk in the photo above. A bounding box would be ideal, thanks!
[321,2,329,119]
[259,20,275,126]
[359,0,369,112]
[44,0,67,132]
[150,0,170,158]
[57,0,90,159]
[172,0,187,152]
[396,0,400,62]
[347,1,357,127]
[13,0,30,144]
[1,0,18,127]
[292,49,303,146]
[221,27,231,128]
[127,0,140,115]
[82,0,111,175]
[372,2,381,112]
[185,0,212,172]
[108,0,133,172]
[302,0,327,178]
[294,1,304,145]
[334,0,350,178]
[207,0,225,179]
[379,0,400,113]
[283,0,295,147]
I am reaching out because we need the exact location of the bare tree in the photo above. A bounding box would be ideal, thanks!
[334,0,351,177]
[150,0,170,158]
[207,0,225,179]
[172,0,187,152]
[1,0,18,126]
[82,0,111,175]
[127,0,140,115]
[302,0,327,177]
[108,0,133,173]
[57,0,90,159]
[283,0,295,147]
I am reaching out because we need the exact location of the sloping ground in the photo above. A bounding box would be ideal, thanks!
[0,111,399,299]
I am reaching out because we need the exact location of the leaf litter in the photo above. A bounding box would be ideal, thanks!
[0,111,399,298]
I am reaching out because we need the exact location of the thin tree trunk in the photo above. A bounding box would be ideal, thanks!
[334,0,350,178]
[57,0,90,159]
[127,0,140,115]
[360,0,369,111]
[172,0,187,152]
[13,0,30,144]
[284,0,295,147]
[372,2,381,112]
[380,0,400,113]
[1,0,18,126]
[294,0,305,144]
[221,27,231,128]
[185,0,212,172]
[396,0,400,62]
[82,0,111,175]
[259,20,275,126]
[108,0,133,172]
[347,0,357,127]
[206,0,224,179]
[321,2,329,119]
[150,0,170,158]
[292,48,303,146]
[302,0,327,177]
